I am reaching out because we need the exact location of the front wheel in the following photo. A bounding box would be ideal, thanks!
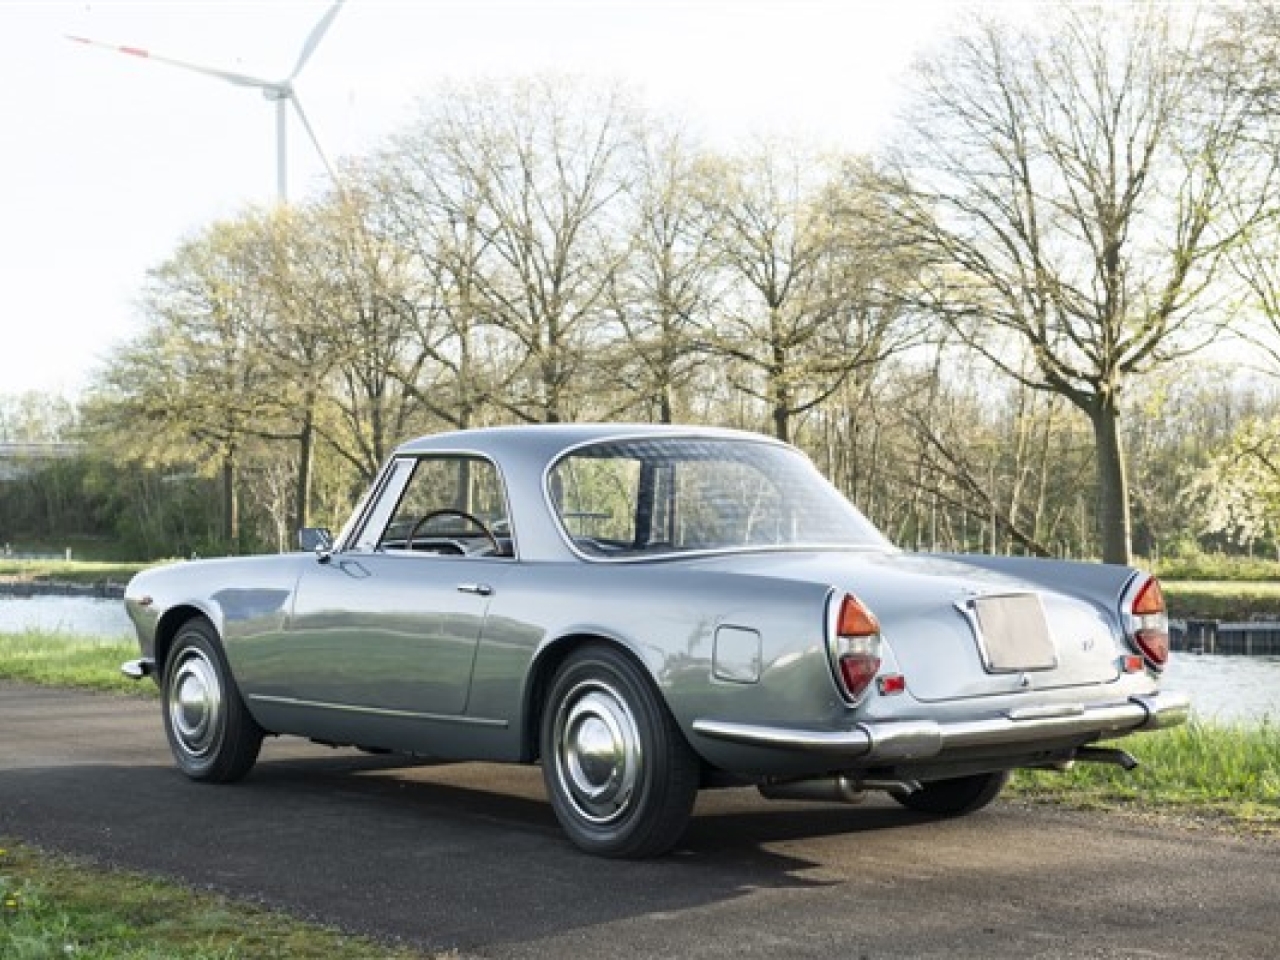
[161,617,263,783]
[891,770,1010,816]
[540,645,700,858]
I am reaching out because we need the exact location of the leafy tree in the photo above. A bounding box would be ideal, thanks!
[1185,418,1280,557]
[87,218,282,551]
[0,392,77,442]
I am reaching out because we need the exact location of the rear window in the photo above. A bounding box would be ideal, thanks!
[547,437,888,559]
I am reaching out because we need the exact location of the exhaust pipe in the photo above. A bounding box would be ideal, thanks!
[759,775,921,804]
[1074,746,1139,770]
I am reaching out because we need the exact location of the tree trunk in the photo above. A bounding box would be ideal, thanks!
[294,407,315,535]
[222,454,239,554]
[772,398,790,444]
[1087,397,1132,565]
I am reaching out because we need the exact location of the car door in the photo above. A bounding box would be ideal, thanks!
[286,552,511,716]
[267,453,515,736]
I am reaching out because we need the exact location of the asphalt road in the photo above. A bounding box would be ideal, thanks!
[1,681,1276,959]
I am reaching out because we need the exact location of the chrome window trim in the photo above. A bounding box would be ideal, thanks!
[350,457,417,553]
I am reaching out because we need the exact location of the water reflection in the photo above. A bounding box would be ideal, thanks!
[1163,653,1280,726]
[0,596,133,639]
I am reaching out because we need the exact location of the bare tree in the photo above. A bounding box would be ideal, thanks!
[404,75,641,423]
[699,143,918,443]
[1218,3,1280,370]
[887,3,1270,563]
[372,134,502,431]
[899,348,1092,557]
[303,182,432,483]
[603,121,720,422]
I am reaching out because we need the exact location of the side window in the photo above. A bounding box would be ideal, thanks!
[549,454,642,549]
[374,456,512,558]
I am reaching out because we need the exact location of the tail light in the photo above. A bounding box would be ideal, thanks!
[1124,575,1169,670]
[828,592,882,702]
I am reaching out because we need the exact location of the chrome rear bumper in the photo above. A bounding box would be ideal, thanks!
[692,691,1191,762]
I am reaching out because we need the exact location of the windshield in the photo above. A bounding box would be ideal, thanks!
[547,436,890,559]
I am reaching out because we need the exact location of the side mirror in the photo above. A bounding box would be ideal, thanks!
[297,527,333,552]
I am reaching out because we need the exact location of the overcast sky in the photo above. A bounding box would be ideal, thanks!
[1,0,971,398]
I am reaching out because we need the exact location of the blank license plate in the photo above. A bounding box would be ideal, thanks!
[972,594,1057,672]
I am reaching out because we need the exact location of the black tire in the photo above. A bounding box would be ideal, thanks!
[161,616,263,783]
[891,770,1010,816]
[540,645,700,858]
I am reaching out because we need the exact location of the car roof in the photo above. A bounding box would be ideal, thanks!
[377,424,808,563]
[394,423,785,462]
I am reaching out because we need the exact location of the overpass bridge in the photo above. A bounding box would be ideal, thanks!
[0,442,84,480]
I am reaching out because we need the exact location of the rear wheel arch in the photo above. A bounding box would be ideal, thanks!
[537,641,702,857]
[522,633,668,764]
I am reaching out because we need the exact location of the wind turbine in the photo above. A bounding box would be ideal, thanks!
[68,0,345,203]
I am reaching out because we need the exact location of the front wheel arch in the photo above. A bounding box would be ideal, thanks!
[160,615,263,783]
[152,604,216,682]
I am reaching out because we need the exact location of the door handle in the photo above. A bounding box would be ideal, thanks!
[457,583,494,597]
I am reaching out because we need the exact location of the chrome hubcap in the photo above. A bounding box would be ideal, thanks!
[553,681,642,825]
[167,647,222,759]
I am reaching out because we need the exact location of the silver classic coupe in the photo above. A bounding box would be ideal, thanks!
[123,424,1189,857]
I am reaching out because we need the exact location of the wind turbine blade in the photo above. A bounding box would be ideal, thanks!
[288,0,345,80]
[66,34,279,93]
[291,96,339,188]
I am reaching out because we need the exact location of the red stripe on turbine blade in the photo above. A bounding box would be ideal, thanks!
[120,46,150,57]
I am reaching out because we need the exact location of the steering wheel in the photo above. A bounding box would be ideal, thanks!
[405,508,501,555]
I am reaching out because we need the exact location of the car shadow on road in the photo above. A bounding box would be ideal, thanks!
[247,747,940,857]
[0,749,945,951]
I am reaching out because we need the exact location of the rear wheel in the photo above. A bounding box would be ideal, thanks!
[540,645,700,858]
[891,771,1010,816]
[161,617,263,783]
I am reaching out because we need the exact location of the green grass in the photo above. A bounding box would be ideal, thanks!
[1163,580,1280,620]
[0,632,148,695]
[1011,721,1280,832]
[0,843,436,959]
[1150,553,1280,583]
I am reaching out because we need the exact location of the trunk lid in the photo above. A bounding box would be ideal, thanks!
[688,549,1128,702]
